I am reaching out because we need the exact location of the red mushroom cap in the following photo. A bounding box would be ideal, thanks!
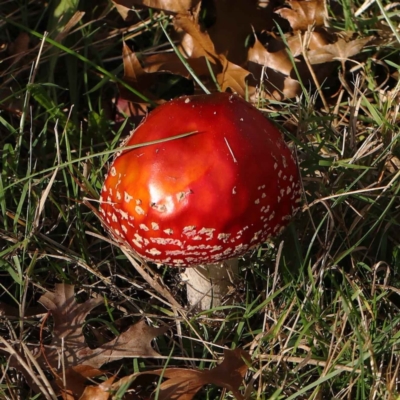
[100,93,301,266]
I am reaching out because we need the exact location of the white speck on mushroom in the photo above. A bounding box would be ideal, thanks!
[278,170,283,178]
[135,206,145,215]
[132,239,142,248]
[112,213,118,222]
[198,227,215,240]
[116,191,122,200]
[235,243,247,253]
[262,193,266,198]
[139,224,149,231]
[151,237,182,246]
[110,166,116,176]
[192,235,202,241]
[183,226,197,236]
[136,199,142,205]
[274,162,278,170]
[255,199,260,204]
[223,247,233,255]
[232,186,237,194]
[134,233,143,243]
[114,228,121,236]
[184,98,190,103]
[164,228,173,235]
[250,230,262,243]
[151,203,167,213]
[282,155,288,168]
[121,225,128,234]
[218,233,231,242]
[280,189,285,197]
[146,248,161,256]
[211,245,223,252]
[119,209,129,220]
[287,187,292,195]
[151,222,159,230]
[268,211,276,221]
[166,250,185,256]
[177,192,185,202]
[124,191,133,203]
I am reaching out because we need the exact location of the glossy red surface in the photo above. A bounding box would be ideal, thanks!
[100,93,301,266]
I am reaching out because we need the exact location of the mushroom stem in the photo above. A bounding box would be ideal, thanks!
[181,259,239,310]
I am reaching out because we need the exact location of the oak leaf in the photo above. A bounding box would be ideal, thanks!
[112,0,201,20]
[247,36,301,99]
[217,57,251,96]
[206,0,274,65]
[275,0,326,31]
[119,42,161,106]
[248,36,295,76]
[306,36,372,66]
[79,375,116,400]
[37,284,167,398]
[142,349,251,400]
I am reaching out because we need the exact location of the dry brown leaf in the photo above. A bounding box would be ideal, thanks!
[248,36,295,76]
[85,320,167,366]
[287,30,330,57]
[143,52,212,78]
[39,284,167,369]
[37,284,167,398]
[38,283,104,368]
[119,42,160,106]
[207,0,274,65]
[142,349,251,400]
[217,57,251,96]
[174,15,252,96]
[174,14,218,61]
[275,0,326,31]
[247,35,302,99]
[79,375,116,400]
[112,0,200,19]
[306,36,372,66]
[60,365,105,400]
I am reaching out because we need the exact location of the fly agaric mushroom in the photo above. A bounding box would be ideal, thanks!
[100,92,301,310]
